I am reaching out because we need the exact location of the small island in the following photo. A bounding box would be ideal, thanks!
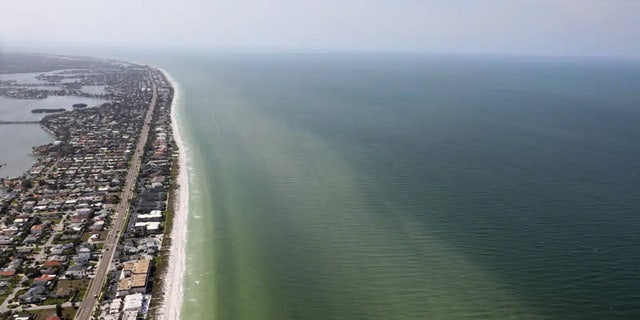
[31,108,66,114]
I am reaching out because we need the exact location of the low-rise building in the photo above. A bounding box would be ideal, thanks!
[65,264,87,278]
[116,259,150,296]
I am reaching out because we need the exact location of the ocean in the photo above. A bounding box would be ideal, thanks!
[151,53,639,319]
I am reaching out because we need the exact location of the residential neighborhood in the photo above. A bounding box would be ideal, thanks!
[0,54,177,320]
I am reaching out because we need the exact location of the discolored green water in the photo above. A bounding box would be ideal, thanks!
[160,54,640,320]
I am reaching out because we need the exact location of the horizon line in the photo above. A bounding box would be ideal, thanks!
[2,43,640,62]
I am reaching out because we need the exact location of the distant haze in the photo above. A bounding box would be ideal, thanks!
[1,0,640,57]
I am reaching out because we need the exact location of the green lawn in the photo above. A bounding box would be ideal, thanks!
[42,296,69,305]
[0,283,15,305]
[54,279,90,303]
[12,288,28,302]
[30,306,77,320]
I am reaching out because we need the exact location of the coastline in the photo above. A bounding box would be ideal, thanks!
[0,124,52,179]
[0,54,186,319]
[157,68,188,320]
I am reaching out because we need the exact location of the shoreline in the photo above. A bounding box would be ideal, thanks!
[157,68,188,320]
[0,54,185,319]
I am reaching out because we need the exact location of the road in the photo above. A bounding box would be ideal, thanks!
[0,275,69,314]
[74,76,157,320]
[0,275,27,313]
[6,301,73,313]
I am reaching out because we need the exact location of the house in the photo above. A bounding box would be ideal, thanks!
[30,224,45,235]
[33,274,56,286]
[78,246,92,258]
[43,260,63,268]
[0,270,16,277]
[19,284,47,304]
[73,247,92,265]
[16,247,34,255]
[73,255,90,266]
[65,264,86,278]
[0,235,13,245]
[50,243,72,256]
[89,220,105,231]
[108,298,123,314]
[3,258,24,275]
[23,234,42,244]
[48,255,66,262]
[141,237,160,254]
[0,225,19,236]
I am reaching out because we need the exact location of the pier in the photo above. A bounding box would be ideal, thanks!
[0,120,41,125]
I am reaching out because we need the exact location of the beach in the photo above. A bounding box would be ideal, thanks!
[158,68,188,320]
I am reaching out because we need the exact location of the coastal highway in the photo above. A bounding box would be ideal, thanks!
[75,76,158,320]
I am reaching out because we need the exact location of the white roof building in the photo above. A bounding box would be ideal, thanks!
[134,222,161,233]
[137,210,163,222]
[109,298,122,314]
[124,293,144,313]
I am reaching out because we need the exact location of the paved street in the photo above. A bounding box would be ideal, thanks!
[0,275,27,313]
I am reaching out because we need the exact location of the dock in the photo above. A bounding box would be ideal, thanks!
[0,120,41,125]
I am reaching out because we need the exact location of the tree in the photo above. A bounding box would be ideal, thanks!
[56,303,63,317]
[22,179,33,189]
[25,267,41,278]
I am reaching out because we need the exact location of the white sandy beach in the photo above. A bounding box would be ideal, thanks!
[157,68,188,320]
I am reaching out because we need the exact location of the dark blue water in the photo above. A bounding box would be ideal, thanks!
[158,53,640,319]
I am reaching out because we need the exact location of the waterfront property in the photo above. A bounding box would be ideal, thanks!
[0,53,177,320]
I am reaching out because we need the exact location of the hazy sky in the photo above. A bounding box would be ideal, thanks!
[1,0,639,56]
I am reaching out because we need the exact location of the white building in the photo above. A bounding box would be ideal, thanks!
[137,210,163,222]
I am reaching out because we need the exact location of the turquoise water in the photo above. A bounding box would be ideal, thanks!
[160,54,640,319]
